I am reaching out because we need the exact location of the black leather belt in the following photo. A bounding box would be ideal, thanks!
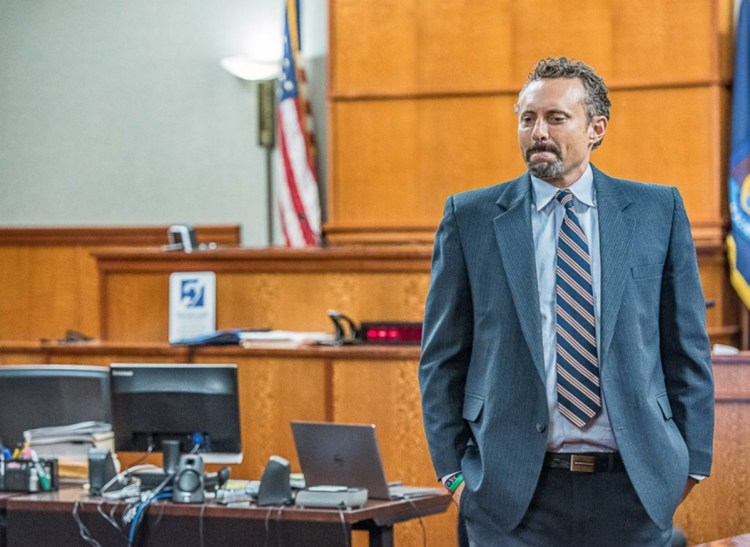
[544,452,625,473]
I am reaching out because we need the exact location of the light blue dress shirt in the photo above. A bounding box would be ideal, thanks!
[530,164,618,452]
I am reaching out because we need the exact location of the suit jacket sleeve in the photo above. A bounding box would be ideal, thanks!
[419,196,474,478]
[660,187,714,476]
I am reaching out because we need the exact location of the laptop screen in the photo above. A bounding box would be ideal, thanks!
[291,421,392,499]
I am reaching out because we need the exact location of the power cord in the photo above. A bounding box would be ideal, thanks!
[402,495,427,547]
[95,499,126,538]
[198,501,207,547]
[125,469,176,546]
[126,492,172,546]
[263,506,275,547]
[337,506,351,547]
[125,444,155,469]
[275,504,288,547]
[72,497,103,547]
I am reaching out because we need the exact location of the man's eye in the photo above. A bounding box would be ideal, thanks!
[550,116,566,123]
[521,116,534,124]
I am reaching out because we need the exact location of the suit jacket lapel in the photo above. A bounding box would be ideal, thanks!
[493,175,545,383]
[593,166,635,362]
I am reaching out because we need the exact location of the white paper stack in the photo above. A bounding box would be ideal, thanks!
[24,421,115,468]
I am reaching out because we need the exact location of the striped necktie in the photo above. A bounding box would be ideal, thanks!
[555,190,601,428]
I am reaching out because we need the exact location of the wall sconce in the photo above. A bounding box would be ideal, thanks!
[220,56,280,245]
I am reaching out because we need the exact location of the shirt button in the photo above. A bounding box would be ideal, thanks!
[536,423,547,433]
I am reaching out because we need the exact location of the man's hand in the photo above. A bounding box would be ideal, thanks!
[680,477,699,503]
[449,480,465,506]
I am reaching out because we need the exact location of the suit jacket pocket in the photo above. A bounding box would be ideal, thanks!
[656,392,673,420]
[632,263,663,279]
[462,393,484,422]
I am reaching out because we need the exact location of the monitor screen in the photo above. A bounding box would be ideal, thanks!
[110,363,242,464]
[0,365,111,448]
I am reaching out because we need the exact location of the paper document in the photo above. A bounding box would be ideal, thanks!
[239,330,334,344]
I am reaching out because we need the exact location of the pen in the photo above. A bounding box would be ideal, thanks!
[29,449,51,491]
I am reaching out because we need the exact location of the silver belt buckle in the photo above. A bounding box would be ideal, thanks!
[570,454,596,473]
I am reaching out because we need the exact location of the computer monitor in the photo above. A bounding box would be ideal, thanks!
[0,365,111,448]
[110,363,242,464]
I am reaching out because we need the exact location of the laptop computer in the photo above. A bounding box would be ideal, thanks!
[290,421,442,500]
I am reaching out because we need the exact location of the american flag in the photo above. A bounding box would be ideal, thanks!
[274,0,322,247]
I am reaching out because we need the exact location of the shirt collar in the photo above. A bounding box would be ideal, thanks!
[531,164,595,212]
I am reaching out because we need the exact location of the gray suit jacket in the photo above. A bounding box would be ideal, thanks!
[418,166,714,532]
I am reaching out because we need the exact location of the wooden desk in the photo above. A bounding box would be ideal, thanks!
[0,492,20,547]
[4,487,450,547]
[2,342,749,544]
[0,341,458,547]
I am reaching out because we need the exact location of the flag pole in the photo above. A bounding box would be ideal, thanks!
[258,79,276,246]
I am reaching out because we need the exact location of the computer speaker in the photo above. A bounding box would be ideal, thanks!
[88,448,118,496]
[257,455,292,506]
[172,454,205,503]
[162,440,181,475]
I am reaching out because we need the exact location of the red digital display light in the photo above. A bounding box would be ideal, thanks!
[359,322,423,345]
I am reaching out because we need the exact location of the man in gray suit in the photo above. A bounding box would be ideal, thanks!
[419,57,714,546]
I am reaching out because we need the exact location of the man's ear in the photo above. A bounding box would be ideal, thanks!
[589,116,608,147]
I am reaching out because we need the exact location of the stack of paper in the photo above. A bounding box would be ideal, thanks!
[24,421,115,472]
[238,330,334,345]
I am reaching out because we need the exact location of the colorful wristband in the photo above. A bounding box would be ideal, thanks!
[445,472,464,493]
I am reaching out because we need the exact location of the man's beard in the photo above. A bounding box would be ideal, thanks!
[525,143,564,180]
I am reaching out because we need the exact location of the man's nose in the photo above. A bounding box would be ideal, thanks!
[532,119,549,141]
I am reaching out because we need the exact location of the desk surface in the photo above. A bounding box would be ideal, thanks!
[7,486,450,525]
[4,487,451,547]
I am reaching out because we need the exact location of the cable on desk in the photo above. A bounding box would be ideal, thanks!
[95,499,126,537]
[402,496,427,547]
[126,444,155,469]
[199,500,207,547]
[72,497,103,547]
[275,504,287,547]
[125,469,176,546]
[337,506,351,547]
[263,506,275,547]
[127,492,172,546]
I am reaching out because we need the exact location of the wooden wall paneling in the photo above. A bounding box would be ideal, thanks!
[597,86,725,232]
[0,246,88,341]
[330,0,725,97]
[328,0,732,245]
[331,358,457,547]
[327,95,523,240]
[0,343,47,364]
[674,357,750,543]
[328,87,725,244]
[101,273,170,342]
[331,0,514,96]
[717,0,736,82]
[194,353,329,482]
